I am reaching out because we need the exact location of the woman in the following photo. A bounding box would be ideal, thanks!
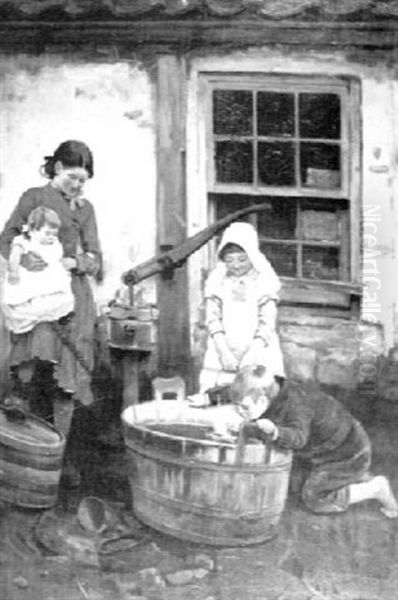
[0,140,102,485]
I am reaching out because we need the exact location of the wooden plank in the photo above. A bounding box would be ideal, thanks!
[279,276,361,308]
[280,286,351,308]
[156,55,190,379]
[280,276,362,296]
[121,355,140,409]
[278,305,356,322]
[1,20,398,51]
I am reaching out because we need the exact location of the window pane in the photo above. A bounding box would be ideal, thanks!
[258,141,296,186]
[302,209,339,242]
[300,143,340,188]
[261,242,297,277]
[213,90,253,135]
[257,92,294,137]
[257,198,297,239]
[213,195,275,223]
[215,141,253,183]
[302,246,339,280]
[299,93,341,139]
[213,194,253,220]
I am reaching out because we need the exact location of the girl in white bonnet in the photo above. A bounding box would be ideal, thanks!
[191,221,284,405]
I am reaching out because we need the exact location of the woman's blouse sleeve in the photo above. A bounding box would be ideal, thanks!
[74,203,102,277]
[80,203,101,255]
[0,191,35,260]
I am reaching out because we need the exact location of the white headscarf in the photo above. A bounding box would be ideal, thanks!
[212,222,280,297]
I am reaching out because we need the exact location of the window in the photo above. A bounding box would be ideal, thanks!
[204,74,360,299]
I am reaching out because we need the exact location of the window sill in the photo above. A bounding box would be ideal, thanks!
[279,277,362,309]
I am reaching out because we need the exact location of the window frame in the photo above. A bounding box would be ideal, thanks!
[202,72,361,300]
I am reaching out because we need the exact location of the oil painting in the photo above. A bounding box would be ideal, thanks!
[0,2,397,599]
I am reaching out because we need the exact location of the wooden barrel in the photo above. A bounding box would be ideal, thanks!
[122,401,292,546]
[0,408,66,508]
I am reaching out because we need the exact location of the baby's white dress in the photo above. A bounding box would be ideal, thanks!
[1,235,74,334]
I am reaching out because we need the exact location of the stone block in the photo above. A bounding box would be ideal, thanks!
[156,554,185,575]
[165,570,195,586]
[317,349,358,390]
[279,309,350,328]
[185,553,215,571]
[115,575,141,593]
[192,568,209,579]
[64,535,99,568]
[358,321,384,356]
[376,355,398,402]
[13,576,29,589]
[281,341,317,381]
[379,385,398,402]
[280,321,359,352]
[136,568,166,589]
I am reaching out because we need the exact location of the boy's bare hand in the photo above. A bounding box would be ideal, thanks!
[20,251,47,271]
[256,418,278,437]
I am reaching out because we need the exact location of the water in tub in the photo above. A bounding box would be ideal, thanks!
[145,404,242,441]
[123,401,273,464]
[142,403,270,465]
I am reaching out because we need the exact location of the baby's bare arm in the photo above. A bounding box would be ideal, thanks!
[8,243,24,283]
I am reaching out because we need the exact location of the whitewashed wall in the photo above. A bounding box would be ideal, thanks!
[0,56,157,311]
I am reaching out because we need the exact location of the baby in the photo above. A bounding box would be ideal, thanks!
[229,365,398,518]
[1,206,74,334]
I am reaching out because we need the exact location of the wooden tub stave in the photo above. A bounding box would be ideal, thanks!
[0,409,65,508]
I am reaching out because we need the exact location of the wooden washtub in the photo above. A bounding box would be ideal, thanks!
[122,400,292,546]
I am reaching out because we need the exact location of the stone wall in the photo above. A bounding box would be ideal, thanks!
[278,308,384,391]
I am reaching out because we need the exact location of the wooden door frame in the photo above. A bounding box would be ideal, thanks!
[155,54,191,380]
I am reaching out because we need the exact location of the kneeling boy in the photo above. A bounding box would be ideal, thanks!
[231,366,398,518]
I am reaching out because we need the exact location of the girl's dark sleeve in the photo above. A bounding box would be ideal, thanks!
[244,392,313,451]
[273,400,313,450]
[0,191,35,259]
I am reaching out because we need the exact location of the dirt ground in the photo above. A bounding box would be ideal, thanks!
[0,389,397,600]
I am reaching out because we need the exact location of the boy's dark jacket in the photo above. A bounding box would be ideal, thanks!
[246,380,367,460]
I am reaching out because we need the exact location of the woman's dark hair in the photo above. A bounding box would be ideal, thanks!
[42,140,94,179]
